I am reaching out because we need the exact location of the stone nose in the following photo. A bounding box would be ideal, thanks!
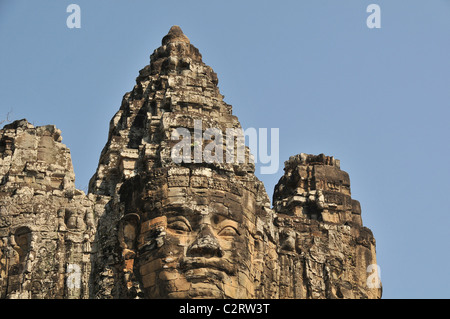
[187,225,224,258]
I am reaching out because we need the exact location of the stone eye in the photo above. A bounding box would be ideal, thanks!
[218,226,238,237]
[168,220,191,233]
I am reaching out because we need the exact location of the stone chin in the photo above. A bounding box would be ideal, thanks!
[166,276,244,299]
[166,284,225,299]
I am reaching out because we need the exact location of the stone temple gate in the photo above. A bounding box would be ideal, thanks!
[0,26,381,299]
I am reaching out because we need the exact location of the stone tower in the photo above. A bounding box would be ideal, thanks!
[0,26,381,299]
[0,120,108,298]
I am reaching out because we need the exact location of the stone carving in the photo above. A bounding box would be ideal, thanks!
[0,26,381,299]
[0,120,109,298]
[114,165,271,298]
[272,154,380,298]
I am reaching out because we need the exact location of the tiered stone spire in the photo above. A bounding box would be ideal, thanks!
[89,25,244,197]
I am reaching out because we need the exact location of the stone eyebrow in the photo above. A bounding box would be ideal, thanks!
[167,215,191,226]
[215,209,241,223]
[212,212,240,226]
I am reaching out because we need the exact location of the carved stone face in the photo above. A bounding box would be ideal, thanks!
[128,167,259,299]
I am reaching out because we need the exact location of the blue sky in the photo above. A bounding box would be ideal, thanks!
[1,0,450,298]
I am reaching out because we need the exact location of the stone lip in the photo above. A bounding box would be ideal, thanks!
[179,256,236,276]
[162,25,190,45]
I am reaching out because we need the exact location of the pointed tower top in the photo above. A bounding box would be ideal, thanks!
[162,25,190,45]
